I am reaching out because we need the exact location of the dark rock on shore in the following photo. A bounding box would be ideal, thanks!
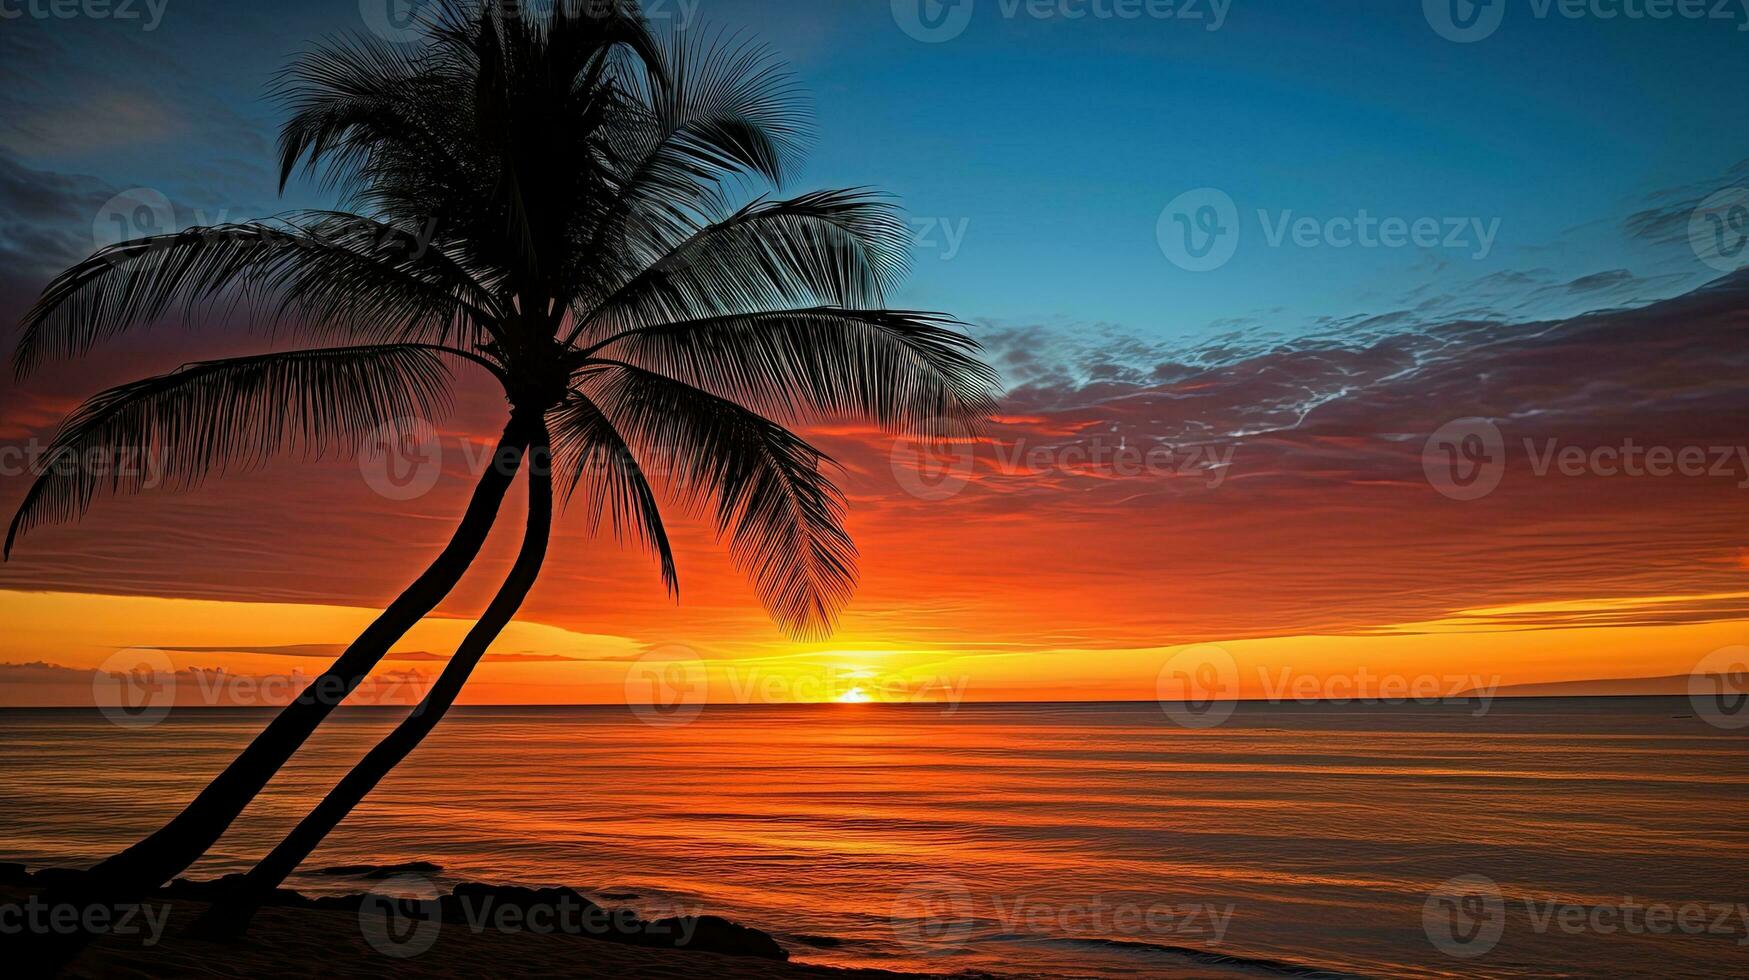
[161,873,310,909]
[28,866,89,889]
[438,881,789,961]
[793,934,845,948]
[3,865,798,962]
[313,860,444,879]
[649,914,789,961]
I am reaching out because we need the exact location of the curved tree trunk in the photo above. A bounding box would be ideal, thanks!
[23,416,533,970]
[201,426,555,936]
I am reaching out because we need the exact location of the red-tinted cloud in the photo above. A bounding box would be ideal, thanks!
[4,272,1749,662]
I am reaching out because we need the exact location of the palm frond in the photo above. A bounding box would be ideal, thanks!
[576,189,910,337]
[274,0,660,299]
[584,306,998,434]
[646,28,808,184]
[583,361,855,639]
[588,27,810,268]
[5,345,452,557]
[13,218,494,377]
[546,392,677,596]
[273,30,442,197]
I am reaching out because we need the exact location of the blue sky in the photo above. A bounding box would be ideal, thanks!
[3,0,1746,364]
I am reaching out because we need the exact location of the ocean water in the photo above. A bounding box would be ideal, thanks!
[1,699,1745,978]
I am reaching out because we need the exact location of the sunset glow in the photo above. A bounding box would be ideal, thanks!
[6,6,1749,712]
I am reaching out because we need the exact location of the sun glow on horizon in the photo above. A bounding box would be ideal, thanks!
[2,588,1744,707]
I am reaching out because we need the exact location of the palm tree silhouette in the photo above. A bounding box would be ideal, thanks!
[8,0,995,955]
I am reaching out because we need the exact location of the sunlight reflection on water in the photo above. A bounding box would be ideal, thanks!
[2,699,1744,977]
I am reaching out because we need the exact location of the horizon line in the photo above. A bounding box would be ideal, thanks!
[0,692,1705,712]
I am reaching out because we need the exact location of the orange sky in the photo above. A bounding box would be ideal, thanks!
[4,278,1749,707]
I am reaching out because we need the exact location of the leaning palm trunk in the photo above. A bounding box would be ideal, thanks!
[196,427,554,937]
[91,418,531,890]
[17,418,532,971]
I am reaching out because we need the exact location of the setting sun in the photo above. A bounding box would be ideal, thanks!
[835,687,873,704]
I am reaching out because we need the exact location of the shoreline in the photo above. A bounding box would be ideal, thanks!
[2,866,963,980]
